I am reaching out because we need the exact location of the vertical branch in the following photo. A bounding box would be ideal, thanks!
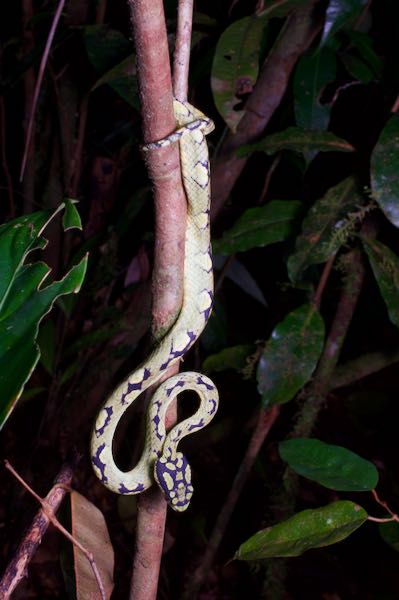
[21,0,36,213]
[173,0,194,100]
[126,1,192,599]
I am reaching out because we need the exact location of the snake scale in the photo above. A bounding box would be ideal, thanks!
[91,100,219,512]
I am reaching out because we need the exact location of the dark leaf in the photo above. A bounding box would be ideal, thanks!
[321,0,368,46]
[279,438,379,491]
[257,304,324,407]
[371,115,399,228]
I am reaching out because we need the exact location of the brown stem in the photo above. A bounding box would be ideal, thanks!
[173,0,194,100]
[126,1,192,598]
[211,2,320,218]
[183,405,280,599]
[20,0,67,183]
[313,255,336,309]
[292,248,365,439]
[330,348,399,390]
[0,98,15,217]
[0,462,74,598]
[21,0,36,213]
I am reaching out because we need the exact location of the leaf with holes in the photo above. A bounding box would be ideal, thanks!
[279,438,379,491]
[321,0,368,47]
[287,177,363,282]
[211,15,266,132]
[71,491,114,600]
[294,48,337,132]
[235,501,368,560]
[213,200,302,255]
[0,205,87,428]
[238,127,354,157]
[362,237,399,330]
[371,115,399,228]
[257,304,324,407]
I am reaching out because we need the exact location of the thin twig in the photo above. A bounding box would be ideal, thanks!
[313,255,336,309]
[173,0,193,100]
[0,462,73,598]
[183,406,280,598]
[258,153,281,205]
[20,0,67,182]
[2,461,106,600]
[0,98,15,217]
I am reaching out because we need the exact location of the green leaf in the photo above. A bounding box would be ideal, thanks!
[37,319,56,374]
[279,438,379,491]
[238,127,354,157]
[235,501,368,560]
[321,0,368,47]
[84,25,132,73]
[346,31,383,78]
[0,206,87,428]
[340,53,375,84]
[257,304,324,407]
[371,115,399,228]
[211,16,266,132]
[379,521,399,552]
[63,198,82,231]
[203,344,255,375]
[92,53,139,109]
[288,176,362,282]
[362,237,399,330]
[294,48,337,132]
[213,200,302,255]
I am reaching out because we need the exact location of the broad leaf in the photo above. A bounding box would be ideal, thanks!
[235,501,368,559]
[371,115,399,228]
[211,16,266,132]
[321,0,368,47]
[238,127,354,157]
[362,237,399,330]
[279,438,379,491]
[214,256,268,306]
[203,344,255,375]
[84,25,132,73]
[211,0,308,131]
[0,205,87,428]
[257,304,324,407]
[294,48,337,132]
[213,200,302,255]
[92,53,139,109]
[340,53,376,84]
[71,491,114,600]
[288,176,362,282]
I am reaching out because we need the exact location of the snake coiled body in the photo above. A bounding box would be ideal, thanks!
[91,100,218,512]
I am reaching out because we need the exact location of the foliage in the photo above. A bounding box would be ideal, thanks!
[2,0,399,598]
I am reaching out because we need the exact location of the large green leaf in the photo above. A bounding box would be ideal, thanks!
[213,200,302,255]
[287,176,362,282]
[238,127,354,157]
[321,0,368,47]
[235,501,368,560]
[211,0,308,131]
[371,115,399,228]
[362,237,399,330]
[279,438,379,491]
[257,304,324,407]
[211,16,266,132]
[0,205,87,428]
[294,48,337,132]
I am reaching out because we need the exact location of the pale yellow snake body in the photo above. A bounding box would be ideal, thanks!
[91,100,219,512]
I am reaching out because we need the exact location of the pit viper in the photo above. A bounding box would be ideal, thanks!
[91,100,219,512]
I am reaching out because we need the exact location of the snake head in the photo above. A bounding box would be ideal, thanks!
[154,451,194,512]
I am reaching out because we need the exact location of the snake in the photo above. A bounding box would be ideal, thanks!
[90,100,219,512]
